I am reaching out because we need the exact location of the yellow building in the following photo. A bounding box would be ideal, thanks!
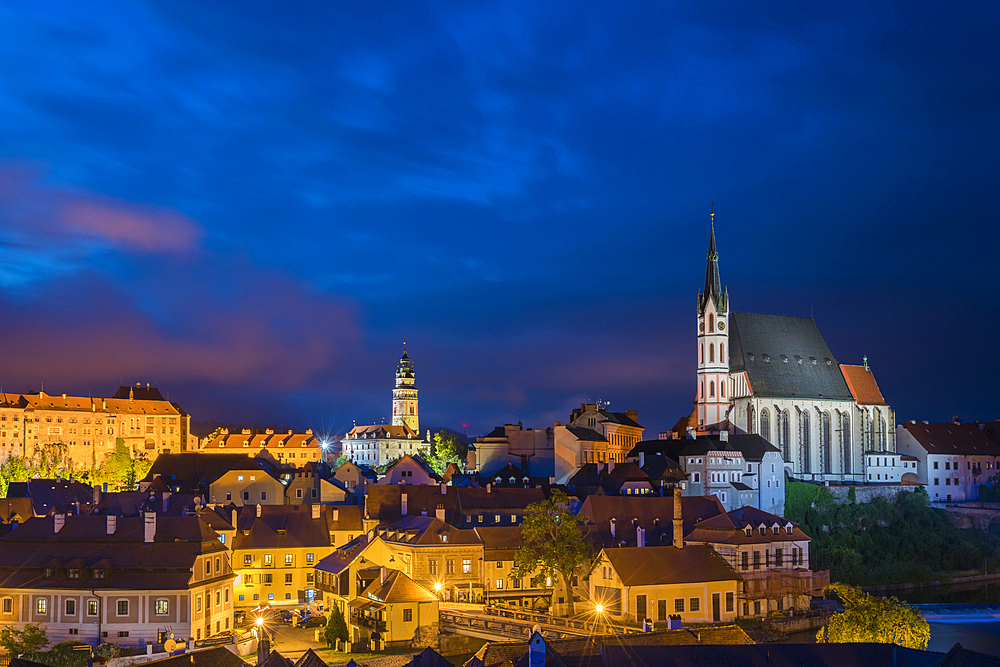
[200,429,330,464]
[0,385,194,469]
[348,568,438,648]
[587,545,740,625]
[231,504,363,609]
[209,459,287,506]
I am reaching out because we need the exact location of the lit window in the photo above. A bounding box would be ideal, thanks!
[117,600,129,616]
[155,600,168,615]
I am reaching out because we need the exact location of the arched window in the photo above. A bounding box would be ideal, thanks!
[700,344,704,364]
[799,409,811,474]
[720,380,726,398]
[709,313,714,332]
[880,418,886,451]
[720,342,725,363]
[840,413,851,474]
[780,409,791,462]
[821,411,832,474]
[701,382,705,399]
[709,381,715,398]
[709,344,715,363]
[760,409,771,443]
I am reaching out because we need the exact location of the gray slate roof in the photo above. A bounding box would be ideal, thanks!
[729,312,853,401]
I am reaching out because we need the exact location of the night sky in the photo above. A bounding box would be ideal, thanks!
[1,1,997,438]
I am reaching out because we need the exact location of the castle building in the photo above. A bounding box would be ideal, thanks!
[696,217,894,484]
[0,385,193,470]
[343,348,428,467]
[392,346,419,434]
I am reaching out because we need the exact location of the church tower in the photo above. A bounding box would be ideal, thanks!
[392,344,419,434]
[696,211,730,433]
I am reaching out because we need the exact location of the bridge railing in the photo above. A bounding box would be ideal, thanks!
[440,608,637,639]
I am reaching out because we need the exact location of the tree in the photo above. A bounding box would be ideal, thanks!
[817,583,930,650]
[0,623,49,655]
[331,455,350,469]
[421,430,467,476]
[511,489,591,617]
[325,604,348,648]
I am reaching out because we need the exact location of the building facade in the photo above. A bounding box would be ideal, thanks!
[392,348,419,434]
[896,421,1000,502]
[0,386,193,470]
[200,429,329,463]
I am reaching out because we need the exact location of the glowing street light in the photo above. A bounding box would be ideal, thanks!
[255,617,264,627]
[595,604,603,613]
[434,583,442,591]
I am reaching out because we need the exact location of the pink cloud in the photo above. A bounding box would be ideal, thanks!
[0,163,201,255]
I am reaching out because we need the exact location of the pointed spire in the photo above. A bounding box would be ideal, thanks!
[699,204,726,314]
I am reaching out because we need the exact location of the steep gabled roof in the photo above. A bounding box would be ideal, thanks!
[729,312,853,401]
[601,545,738,586]
[361,569,438,603]
[841,364,888,406]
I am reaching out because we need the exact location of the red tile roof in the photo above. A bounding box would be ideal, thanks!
[840,364,888,406]
[901,421,1000,456]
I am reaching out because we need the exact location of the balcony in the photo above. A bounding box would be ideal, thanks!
[350,612,386,633]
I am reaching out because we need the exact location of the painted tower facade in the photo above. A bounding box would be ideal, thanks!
[392,346,419,434]
[696,214,730,433]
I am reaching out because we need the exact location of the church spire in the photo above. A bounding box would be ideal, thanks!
[699,205,726,315]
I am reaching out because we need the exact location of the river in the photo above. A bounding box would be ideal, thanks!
[784,583,1000,656]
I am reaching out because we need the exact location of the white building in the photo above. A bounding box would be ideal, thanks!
[896,421,1000,502]
[470,422,554,477]
[694,217,895,485]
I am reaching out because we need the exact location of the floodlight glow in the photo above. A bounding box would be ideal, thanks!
[595,604,603,613]
[255,617,264,627]
[434,583,442,591]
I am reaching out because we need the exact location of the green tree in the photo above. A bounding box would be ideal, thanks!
[421,429,467,476]
[0,623,50,654]
[511,489,591,617]
[0,455,31,497]
[817,583,930,650]
[331,455,350,469]
[325,604,348,647]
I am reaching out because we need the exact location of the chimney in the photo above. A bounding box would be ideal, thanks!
[256,504,262,518]
[554,421,561,427]
[333,508,339,522]
[54,513,66,533]
[719,430,729,442]
[638,451,645,468]
[162,493,171,513]
[256,635,271,666]
[610,518,616,538]
[440,482,447,495]
[608,460,615,474]
[144,512,156,543]
[107,515,117,535]
[380,566,387,584]
[673,487,684,549]
[401,492,408,516]
[311,504,321,520]
[686,426,696,440]
[436,504,446,521]
[486,483,492,494]
[231,509,237,528]
[93,484,102,506]
[637,526,645,548]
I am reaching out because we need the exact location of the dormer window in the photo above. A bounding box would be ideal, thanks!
[772,526,779,535]
[744,527,752,536]
[68,569,80,579]
[759,526,766,535]
[786,526,793,535]
[93,569,105,579]
[440,534,448,543]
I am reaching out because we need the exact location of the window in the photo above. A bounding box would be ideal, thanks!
[495,579,505,589]
[196,597,202,612]
[296,488,303,498]
[244,554,253,565]
[446,560,455,575]
[263,574,273,584]
[117,600,129,616]
[68,568,79,579]
[264,554,273,566]
[260,491,267,501]
[155,599,168,615]
[285,554,294,566]
[225,588,229,602]
[306,553,314,564]
[674,598,684,613]
[206,560,212,575]
[239,595,245,601]
[268,594,274,601]
[463,559,472,574]
[243,492,250,501]
[226,492,232,501]
[494,514,501,523]
[36,598,48,614]
[215,557,221,572]
[689,597,700,612]
[285,593,291,600]
[118,632,129,638]
[285,573,293,584]
[403,608,412,622]
[726,592,734,613]
[88,600,98,616]
[2,598,12,614]
[429,559,438,575]
[709,343,715,363]
[238,475,244,482]
[934,461,939,469]
[65,600,76,615]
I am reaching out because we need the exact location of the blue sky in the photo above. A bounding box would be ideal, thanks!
[0,0,997,436]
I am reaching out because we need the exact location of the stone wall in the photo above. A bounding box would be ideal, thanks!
[826,484,920,504]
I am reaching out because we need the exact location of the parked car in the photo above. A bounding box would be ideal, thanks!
[295,614,327,629]
[279,610,295,624]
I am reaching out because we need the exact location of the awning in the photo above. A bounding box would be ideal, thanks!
[348,599,384,612]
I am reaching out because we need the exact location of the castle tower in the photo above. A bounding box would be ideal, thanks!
[392,344,418,433]
[696,210,730,433]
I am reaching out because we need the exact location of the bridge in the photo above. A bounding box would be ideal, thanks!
[941,502,1000,532]
[439,606,638,641]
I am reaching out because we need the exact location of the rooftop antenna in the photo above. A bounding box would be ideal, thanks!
[863,354,869,371]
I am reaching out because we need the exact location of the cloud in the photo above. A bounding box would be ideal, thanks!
[0,164,202,286]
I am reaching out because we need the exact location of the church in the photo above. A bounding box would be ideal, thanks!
[694,213,894,485]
